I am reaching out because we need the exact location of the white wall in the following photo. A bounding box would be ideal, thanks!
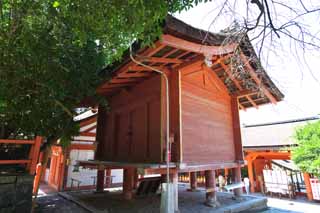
[66,149,123,188]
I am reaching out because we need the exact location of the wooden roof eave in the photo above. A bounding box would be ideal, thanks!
[161,34,237,56]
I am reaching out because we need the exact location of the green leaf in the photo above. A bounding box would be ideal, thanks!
[53,1,60,8]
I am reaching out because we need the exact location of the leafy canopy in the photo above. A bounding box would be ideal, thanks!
[0,0,206,143]
[292,120,320,177]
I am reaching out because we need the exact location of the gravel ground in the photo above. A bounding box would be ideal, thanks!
[35,194,89,213]
[57,184,267,213]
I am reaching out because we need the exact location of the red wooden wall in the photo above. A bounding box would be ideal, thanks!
[96,75,163,163]
[180,63,236,164]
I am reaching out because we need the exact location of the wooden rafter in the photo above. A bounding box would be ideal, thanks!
[236,90,258,98]
[139,41,165,57]
[118,72,151,78]
[177,51,192,59]
[238,102,246,111]
[135,56,183,64]
[128,65,162,72]
[162,48,181,58]
[101,83,135,89]
[110,78,141,84]
[246,95,258,109]
[161,34,236,55]
[239,53,277,104]
[218,59,243,91]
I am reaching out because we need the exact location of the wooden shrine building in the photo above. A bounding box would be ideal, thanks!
[241,116,320,200]
[79,15,283,207]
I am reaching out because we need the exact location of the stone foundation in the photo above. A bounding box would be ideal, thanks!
[0,174,34,213]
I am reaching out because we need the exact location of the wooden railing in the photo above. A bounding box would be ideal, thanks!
[0,136,43,175]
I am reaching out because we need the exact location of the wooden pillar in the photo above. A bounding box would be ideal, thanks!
[105,169,112,188]
[303,173,313,201]
[123,168,134,200]
[30,136,43,175]
[233,166,242,196]
[205,170,220,207]
[247,158,255,193]
[224,168,229,180]
[96,165,105,193]
[231,96,244,161]
[133,169,139,189]
[188,172,198,191]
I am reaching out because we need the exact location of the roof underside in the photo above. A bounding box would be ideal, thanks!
[97,16,283,110]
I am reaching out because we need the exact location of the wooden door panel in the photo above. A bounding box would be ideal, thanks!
[131,105,148,162]
[115,112,130,161]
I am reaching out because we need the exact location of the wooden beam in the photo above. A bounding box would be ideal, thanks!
[70,144,96,150]
[161,34,237,55]
[246,95,258,109]
[0,160,31,164]
[128,65,162,72]
[0,139,34,144]
[238,102,246,111]
[239,53,277,104]
[136,56,183,64]
[110,78,140,84]
[101,83,135,89]
[118,72,151,78]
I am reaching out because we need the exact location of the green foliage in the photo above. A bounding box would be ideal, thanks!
[292,120,320,177]
[0,1,202,143]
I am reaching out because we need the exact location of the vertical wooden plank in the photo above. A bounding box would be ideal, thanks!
[95,105,107,160]
[231,96,244,161]
[131,105,147,162]
[169,69,182,162]
[148,99,162,162]
[29,136,42,175]
[304,173,313,201]
[105,169,112,188]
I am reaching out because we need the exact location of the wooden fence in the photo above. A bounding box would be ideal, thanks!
[0,136,42,175]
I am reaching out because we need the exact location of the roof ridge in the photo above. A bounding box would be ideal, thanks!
[243,115,320,128]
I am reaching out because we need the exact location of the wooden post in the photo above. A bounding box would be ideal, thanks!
[303,173,313,201]
[30,136,42,175]
[188,172,198,191]
[33,164,42,195]
[123,168,134,200]
[133,169,139,189]
[105,169,112,188]
[224,168,229,180]
[233,166,242,196]
[205,170,220,207]
[96,165,105,193]
[247,158,255,193]
[231,96,244,161]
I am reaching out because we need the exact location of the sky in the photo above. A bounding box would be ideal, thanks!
[174,0,320,125]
